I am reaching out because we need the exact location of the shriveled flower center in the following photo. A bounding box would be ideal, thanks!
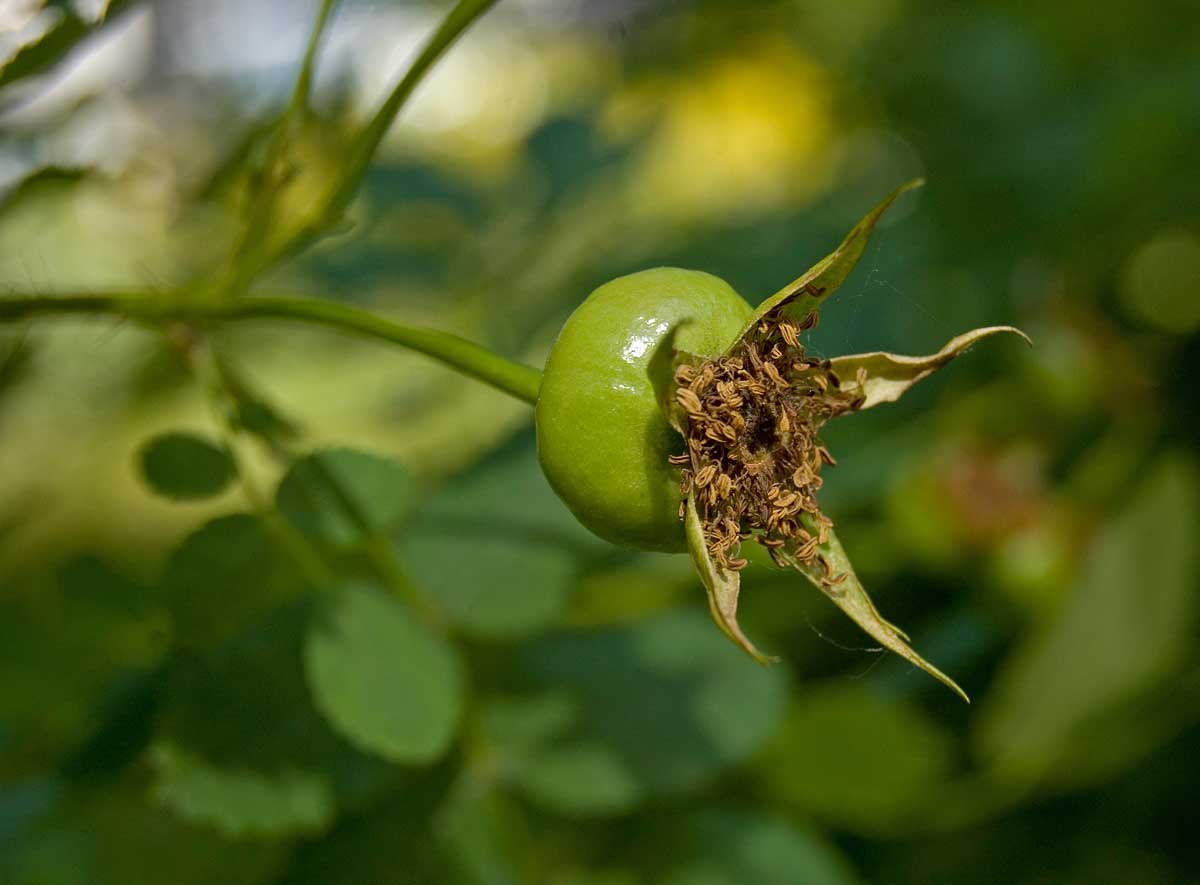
[672,309,864,576]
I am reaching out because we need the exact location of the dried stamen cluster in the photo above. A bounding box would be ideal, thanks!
[673,309,865,582]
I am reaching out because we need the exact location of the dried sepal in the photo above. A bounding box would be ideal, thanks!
[685,493,778,665]
[827,325,1031,411]
[779,519,970,702]
[736,179,925,341]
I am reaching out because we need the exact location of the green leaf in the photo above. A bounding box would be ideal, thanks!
[518,743,644,817]
[159,602,404,812]
[277,447,416,546]
[433,776,536,885]
[738,180,923,337]
[150,741,335,838]
[418,435,608,552]
[409,436,609,633]
[976,454,1199,778]
[757,684,955,834]
[482,692,578,752]
[546,870,640,885]
[163,513,307,648]
[305,584,463,763]
[782,521,969,702]
[0,558,167,758]
[662,809,859,885]
[827,326,1031,410]
[10,780,289,885]
[685,494,776,664]
[270,777,452,885]
[1026,669,1200,794]
[404,528,574,639]
[214,355,302,444]
[513,611,788,815]
[137,432,236,501]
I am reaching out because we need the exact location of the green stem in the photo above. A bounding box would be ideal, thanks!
[302,452,442,624]
[0,293,543,404]
[289,0,337,115]
[190,340,336,588]
[345,0,499,201]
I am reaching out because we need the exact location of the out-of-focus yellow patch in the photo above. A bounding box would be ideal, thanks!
[604,40,835,222]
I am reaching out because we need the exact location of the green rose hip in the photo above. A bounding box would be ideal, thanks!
[536,267,752,553]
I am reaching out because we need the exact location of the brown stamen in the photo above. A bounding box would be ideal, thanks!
[670,307,863,576]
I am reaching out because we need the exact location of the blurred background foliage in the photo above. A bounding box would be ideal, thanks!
[1,0,1198,882]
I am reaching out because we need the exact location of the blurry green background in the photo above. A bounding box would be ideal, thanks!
[1,0,1198,882]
